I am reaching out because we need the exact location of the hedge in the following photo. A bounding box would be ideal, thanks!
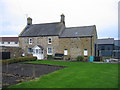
[2,56,37,65]
[76,56,84,61]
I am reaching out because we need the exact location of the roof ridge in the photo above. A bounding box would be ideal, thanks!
[66,25,96,29]
[32,22,60,25]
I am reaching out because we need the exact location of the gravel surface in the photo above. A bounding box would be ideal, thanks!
[2,63,65,88]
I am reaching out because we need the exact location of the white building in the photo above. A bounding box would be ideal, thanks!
[0,37,19,47]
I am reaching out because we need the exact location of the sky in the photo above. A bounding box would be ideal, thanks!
[0,0,119,39]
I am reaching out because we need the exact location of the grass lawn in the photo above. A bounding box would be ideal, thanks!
[9,60,118,88]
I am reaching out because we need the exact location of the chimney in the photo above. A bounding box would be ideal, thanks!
[60,14,65,24]
[27,17,32,25]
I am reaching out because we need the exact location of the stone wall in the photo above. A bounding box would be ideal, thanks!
[59,37,95,60]
[19,36,59,58]
[19,34,97,60]
[0,46,23,59]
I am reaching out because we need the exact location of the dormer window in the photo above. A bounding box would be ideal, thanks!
[29,38,32,44]
[48,37,52,44]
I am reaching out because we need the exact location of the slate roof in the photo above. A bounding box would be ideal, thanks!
[20,22,65,37]
[37,45,44,49]
[96,38,114,44]
[60,25,96,37]
[20,21,96,37]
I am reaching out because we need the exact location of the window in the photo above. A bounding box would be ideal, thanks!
[84,49,88,56]
[47,48,52,55]
[15,41,18,44]
[2,42,4,44]
[107,47,110,50]
[28,48,33,54]
[48,37,52,44]
[29,38,32,44]
[7,42,10,44]
[101,46,105,50]
[64,49,68,55]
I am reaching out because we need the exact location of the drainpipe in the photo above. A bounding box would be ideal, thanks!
[91,36,92,56]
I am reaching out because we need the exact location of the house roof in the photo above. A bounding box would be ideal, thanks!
[59,25,96,38]
[96,38,114,44]
[37,45,44,49]
[0,37,18,42]
[19,22,65,37]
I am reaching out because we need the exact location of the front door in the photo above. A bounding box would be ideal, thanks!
[32,45,44,60]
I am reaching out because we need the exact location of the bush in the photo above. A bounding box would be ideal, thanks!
[2,56,37,65]
[47,55,54,60]
[76,56,84,61]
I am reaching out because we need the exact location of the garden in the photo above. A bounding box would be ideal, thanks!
[2,57,118,88]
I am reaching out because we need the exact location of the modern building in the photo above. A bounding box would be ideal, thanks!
[113,40,120,58]
[95,38,120,58]
[0,37,19,47]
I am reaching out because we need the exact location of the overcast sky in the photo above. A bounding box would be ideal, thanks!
[0,0,119,39]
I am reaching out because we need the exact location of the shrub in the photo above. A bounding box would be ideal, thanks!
[47,55,54,60]
[2,56,37,65]
[76,56,84,61]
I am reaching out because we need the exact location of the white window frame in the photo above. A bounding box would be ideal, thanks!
[47,47,53,55]
[29,38,32,44]
[84,49,88,56]
[48,37,52,44]
[64,49,68,55]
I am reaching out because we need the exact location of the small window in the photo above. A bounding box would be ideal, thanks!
[2,42,4,44]
[64,49,68,55]
[47,48,52,55]
[101,46,105,50]
[15,41,18,44]
[84,49,88,56]
[8,42,10,44]
[107,47,110,50]
[28,48,33,54]
[48,37,52,44]
[29,38,32,44]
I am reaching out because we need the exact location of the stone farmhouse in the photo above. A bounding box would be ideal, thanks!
[19,14,97,60]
